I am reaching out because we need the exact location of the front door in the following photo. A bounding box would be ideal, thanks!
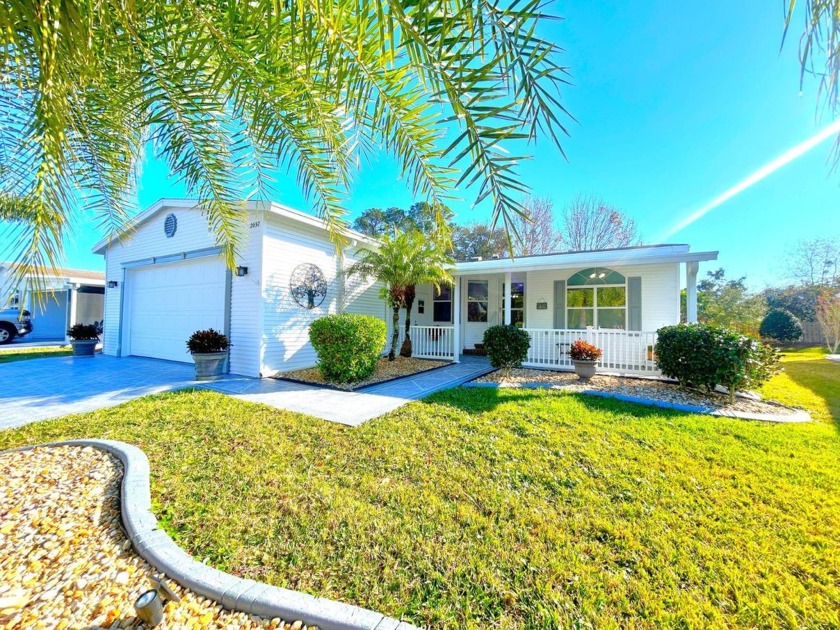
[462,279,500,350]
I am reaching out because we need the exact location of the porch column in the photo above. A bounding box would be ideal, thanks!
[66,285,78,341]
[686,261,699,323]
[452,276,461,363]
[504,271,512,325]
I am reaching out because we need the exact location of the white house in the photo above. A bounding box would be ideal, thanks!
[0,263,105,341]
[94,199,717,377]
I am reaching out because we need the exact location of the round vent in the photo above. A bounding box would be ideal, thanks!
[163,213,177,238]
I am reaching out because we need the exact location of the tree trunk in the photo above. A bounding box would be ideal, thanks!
[389,305,400,360]
[400,287,416,357]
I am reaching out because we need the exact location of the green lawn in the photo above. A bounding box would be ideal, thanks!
[0,345,73,363]
[1,348,838,628]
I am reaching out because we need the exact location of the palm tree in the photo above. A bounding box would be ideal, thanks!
[347,231,452,360]
[0,0,570,297]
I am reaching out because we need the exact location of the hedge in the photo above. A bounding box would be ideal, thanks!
[655,323,780,401]
[309,314,387,383]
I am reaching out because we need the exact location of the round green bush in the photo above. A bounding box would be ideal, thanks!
[655,323,780,401]
[309,314,387,383]
[483,324,531,370]
[759,309,803,343]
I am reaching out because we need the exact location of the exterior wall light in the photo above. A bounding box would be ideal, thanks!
[107,280,118,288]
[235,266,249,277]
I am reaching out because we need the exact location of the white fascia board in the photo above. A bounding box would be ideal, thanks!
[454,249,719,276]
[92,198,380,254]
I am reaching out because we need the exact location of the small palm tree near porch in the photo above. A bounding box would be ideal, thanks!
[348,231,453,360]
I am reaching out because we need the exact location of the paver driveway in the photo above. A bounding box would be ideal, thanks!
[0,355,493,429]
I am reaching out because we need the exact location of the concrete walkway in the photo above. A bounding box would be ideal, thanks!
[0,355,493,430]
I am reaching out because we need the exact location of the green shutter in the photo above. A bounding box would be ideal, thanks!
[553,280,566,329]
[628,276,642,331]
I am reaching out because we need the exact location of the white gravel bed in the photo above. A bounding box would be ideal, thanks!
[0,446,313,630]
[475,369,800,416]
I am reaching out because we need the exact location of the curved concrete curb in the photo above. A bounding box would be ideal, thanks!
[1,440,419,630]
[463,382,811,423]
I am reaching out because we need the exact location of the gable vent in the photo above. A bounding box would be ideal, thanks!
[164,213,177,238]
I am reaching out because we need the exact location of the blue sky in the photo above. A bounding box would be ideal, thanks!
[49,1,840,287]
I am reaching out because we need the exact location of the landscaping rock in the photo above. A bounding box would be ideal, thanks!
[0,446,311,630]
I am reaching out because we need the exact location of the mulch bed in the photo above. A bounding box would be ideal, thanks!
[275,356,450,391]
[474,369,800,417]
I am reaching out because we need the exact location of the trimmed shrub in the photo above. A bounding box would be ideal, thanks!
[483,325,531,370]
[186,328,229,353]
[570,340,602,361]
[655,323,780,401]
[759,309,803,343]
[309,314,387,383]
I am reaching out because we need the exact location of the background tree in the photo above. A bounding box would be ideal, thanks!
[451,224,508,261]
[509,196,563,256]
[786,238,840,288]
[816,290,840,353]
[351,208,410,238]
[691,268,767,336]
[761,284,821,322]
[559,195,641,251]
[0,0,569,296]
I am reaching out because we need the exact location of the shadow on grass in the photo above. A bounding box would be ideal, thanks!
[423,383,686,421]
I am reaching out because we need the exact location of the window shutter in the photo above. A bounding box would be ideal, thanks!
[628,276,642,331]
[553,280,566,329]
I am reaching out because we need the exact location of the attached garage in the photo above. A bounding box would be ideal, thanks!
[123,256,227,363]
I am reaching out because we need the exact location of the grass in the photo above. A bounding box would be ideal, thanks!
[0,345,73,363]
[1,348,839,628]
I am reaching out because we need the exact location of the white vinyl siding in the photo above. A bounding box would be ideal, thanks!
[259,215,387,376]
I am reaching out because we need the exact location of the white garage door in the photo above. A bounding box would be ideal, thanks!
[126,257,226,363]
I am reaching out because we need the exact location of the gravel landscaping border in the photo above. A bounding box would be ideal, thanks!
[1,439,418,630]
[464,380,811,423]
[275,357,452,392]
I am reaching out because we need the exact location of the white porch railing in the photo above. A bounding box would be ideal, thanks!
[523,328,660,375]
[396,325,456,361]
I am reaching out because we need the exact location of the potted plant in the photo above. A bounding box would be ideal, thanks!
[67,323,99,357]
[569,339,602,381]
[186,328,230,380]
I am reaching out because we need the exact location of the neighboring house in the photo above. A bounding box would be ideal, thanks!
[95,199,717,377]
[0,263,105,341]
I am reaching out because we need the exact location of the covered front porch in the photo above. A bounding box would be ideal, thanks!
[401,244,717,376]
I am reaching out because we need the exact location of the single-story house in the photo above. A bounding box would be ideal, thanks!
[94,199,717,377]
[0,263,105,341]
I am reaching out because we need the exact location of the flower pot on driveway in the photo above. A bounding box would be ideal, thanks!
[70,339,98,358]
[191,351,228,380]
[572,359,598,381]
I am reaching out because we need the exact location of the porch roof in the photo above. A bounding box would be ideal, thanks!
[453,243,718,276]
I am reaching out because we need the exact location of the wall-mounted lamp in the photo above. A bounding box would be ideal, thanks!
[235,266,249,277]
[107,280,118,288]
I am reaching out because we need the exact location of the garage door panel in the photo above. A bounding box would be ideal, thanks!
[126,258,226,363]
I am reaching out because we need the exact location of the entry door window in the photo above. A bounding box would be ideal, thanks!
[467,281,489,322]
[433,285,452,323]
[502,282,525,327]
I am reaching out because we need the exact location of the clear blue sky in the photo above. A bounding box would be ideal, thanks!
[48,0,840,288]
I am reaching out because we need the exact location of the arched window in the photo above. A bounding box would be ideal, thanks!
[566,267,626,329]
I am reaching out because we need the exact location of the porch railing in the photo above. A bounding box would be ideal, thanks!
[396,325,456,361]
[523,328,660,375]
